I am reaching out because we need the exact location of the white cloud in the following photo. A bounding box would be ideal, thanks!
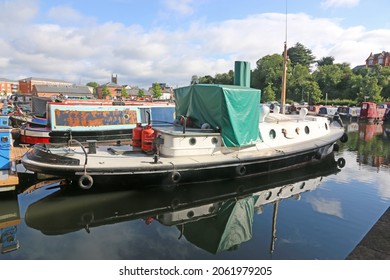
[47,6,84,23]
[307,196,344,219]
[321,0,360,9]
[1,1,389,89]
[0,0,39,24]
[162,0,195,16]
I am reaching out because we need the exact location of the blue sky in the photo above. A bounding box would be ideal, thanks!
[1,0,389,89]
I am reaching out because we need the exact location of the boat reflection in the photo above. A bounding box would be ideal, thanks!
[25,153,345,255]
[0,194,20,253]
[344,121,390,169]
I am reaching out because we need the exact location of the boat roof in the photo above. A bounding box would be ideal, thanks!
[174,84,261,147]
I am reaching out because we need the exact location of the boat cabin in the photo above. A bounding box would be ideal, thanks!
[359,102,386,123]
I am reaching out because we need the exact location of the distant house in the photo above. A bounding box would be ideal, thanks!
[366,51,390,67]
[32,84,93,99]
[19,77,73,94]
[148,83,174,100]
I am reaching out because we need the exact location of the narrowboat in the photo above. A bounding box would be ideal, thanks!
[359,102,386,123]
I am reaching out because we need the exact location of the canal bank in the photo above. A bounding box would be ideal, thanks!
[347,207,390,259]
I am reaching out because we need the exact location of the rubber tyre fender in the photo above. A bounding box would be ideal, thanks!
[171,171,181,184]
[78,174,94,190]
[337,158,346,168]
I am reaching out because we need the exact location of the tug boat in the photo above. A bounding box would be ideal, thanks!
[21,83,347,190]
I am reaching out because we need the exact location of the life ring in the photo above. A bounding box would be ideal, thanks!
[171,171,181,184]
[78,174,94,190]
[236,164,246,176]
[337,158,346,168]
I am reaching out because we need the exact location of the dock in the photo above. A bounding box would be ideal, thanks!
[346,207,390,259]
[0,146,29,193]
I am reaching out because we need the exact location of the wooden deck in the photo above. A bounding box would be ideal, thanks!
[10,146,29,161]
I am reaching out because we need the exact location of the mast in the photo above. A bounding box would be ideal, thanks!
[280,0,288,114]
[281,42,287,114]
[270,200,279,254]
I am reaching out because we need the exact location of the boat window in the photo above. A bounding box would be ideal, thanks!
[305,126,310,134]
[269,129,276,139]
[325,123,328,130]
[187,211,195,218]
[189,137,196,145]
[211,137,218,145]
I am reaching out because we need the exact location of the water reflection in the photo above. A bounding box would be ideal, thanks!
[0,194,20,254]
[344,121,390,169]
[23,153,343,256]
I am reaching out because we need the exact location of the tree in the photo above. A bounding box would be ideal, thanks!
[262,84,276,102]
[138,88,145,98]
[121,86,128,99]
[287,42,316,69]
[101,85,110,99]
[316,56,335,66]
[357,76,383,103]
[214,70,234,85]
[288,64,311,101]
[86,82,99,97]
[251,54,287,100]
[199,75,214,84]
[303,81,322,104]
[312,64,344,99]
[152,83,162,99]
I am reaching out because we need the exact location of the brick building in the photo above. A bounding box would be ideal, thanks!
[32,84,93,99]
[366,51,390,67]
[19,77,73,94]
[0,78,18,96]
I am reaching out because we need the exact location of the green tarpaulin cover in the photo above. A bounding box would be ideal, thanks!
[180,197,255,254]
[174,84,261,147]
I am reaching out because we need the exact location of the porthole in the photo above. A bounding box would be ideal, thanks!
[211,137,218,144]
[269,129,276,139]
[187,210,195,218]
[304,126,310,134]
[189,137,196,145]
[123,114,130,120]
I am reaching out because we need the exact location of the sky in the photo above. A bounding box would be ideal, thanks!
[1,0,389,89]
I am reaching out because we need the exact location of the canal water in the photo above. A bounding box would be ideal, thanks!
[1,121,389,260]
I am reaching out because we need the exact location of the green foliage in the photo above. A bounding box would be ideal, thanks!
[198,71,234,85]
[101,85,110,98]
[316,56,335,66]
[262,84,276,102]
[138,88,145,98]
[121,86,128,98]
[287,42,315,69]
[193,43,390,104]
[152,83,162,99]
